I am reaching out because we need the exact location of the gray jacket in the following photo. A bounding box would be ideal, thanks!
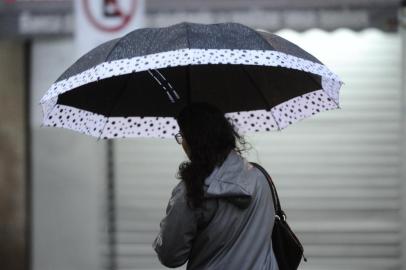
[153,151,279,270]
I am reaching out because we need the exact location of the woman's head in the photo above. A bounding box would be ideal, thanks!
[176,102,246,208]
[176,102,239,162]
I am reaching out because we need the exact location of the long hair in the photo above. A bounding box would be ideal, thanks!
[176,102,247,208]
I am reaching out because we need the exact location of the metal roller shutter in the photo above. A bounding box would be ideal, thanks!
[113,29,402,270]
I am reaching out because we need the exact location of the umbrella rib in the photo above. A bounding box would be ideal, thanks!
[147,70,175,103]
[96,32,137,139]
[154,69,180,99]
[185,23,192,104]
[241,66,281,131]
[44,97,96,136]
[103,31,135,62]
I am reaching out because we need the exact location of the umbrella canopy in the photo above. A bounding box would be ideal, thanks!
[40,22,343,139]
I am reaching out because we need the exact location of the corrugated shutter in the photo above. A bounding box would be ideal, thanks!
[113,29,403,270]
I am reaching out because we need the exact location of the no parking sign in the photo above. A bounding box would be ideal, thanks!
[74,0,145,56]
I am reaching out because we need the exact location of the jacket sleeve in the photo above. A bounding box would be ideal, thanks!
[153,182,198,268]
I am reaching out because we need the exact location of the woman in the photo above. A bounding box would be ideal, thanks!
[153,102,279,270]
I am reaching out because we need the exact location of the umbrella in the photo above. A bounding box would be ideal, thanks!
[40,22,343,139]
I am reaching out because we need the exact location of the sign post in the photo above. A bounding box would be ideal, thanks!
[399,1,406,270]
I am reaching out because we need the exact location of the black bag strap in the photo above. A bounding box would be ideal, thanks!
[250,162,285,220]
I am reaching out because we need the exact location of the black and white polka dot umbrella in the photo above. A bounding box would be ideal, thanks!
[40,22,343,139]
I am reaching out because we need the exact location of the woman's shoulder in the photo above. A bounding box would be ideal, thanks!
[171,181,187,198]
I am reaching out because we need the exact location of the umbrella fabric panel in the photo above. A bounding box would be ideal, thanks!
[178,22,270,50]
[57,38,121,82]
[108,22,272,60]
[257,31,322,65]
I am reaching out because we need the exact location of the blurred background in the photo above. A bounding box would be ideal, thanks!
[0,0,405,270]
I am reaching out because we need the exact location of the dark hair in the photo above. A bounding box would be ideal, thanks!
[176,102,247,208]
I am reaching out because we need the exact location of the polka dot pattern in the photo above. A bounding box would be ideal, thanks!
[101,116,178,139]
[271,89,338,129]
[226,89,338,134]
[40,49,342,104]
[225,110,279,133]
[42,89,338,139]
[44,104,106,137]
[43,104,179,139]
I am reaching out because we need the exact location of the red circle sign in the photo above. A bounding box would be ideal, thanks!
[83,0,138,32]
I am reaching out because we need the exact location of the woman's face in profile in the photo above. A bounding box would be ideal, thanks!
[180,132,191,159]
[176,130,191,159]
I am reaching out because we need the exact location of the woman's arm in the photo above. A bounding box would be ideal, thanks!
[153,182,197,268]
